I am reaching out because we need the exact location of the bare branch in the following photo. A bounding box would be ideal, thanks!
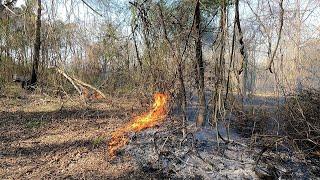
[80,0,103,17]
[267,0,285,73]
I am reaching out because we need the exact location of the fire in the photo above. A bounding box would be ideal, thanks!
[108,93,168,157]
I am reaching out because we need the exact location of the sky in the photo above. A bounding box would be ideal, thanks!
[15,0,25,7]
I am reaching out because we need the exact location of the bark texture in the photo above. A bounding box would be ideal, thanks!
[195,0,206,127]
[31,0,41,85]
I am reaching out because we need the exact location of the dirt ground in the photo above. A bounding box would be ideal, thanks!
[1,89,317,179]
[0,91,158,179]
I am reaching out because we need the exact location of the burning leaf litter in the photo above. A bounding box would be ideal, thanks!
[108,93,168,157]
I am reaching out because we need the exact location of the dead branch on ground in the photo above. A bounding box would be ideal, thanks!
[55,67,106,100]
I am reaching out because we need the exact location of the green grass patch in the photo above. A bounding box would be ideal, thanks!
[92,136,105,147]
[25,119,45,129]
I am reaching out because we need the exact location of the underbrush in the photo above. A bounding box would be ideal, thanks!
[1,84,26,98]
[232,89,320,178]
[281,89,320,155]
[232,89,319,154]
[232,106,271,138]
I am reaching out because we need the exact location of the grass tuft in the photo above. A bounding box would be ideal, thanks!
[92,136,105,147]
[26,119,44,129]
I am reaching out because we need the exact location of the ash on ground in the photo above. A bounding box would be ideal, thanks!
[115,119,318,179]
[120,121,257,179]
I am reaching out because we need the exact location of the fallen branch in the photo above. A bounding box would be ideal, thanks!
[72,77,106,99]
[55,67,106,99]
[55,68,82,96]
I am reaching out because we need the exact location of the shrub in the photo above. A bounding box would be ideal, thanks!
[282,88,320,153]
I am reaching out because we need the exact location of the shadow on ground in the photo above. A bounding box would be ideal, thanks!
[1,139,102,157]
[0,107,134,126]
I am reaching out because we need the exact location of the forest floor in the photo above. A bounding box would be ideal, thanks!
[0,87,316,179]
[0,89,151,179]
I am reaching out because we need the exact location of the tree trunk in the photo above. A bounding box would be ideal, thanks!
[295,0,302,93]
[131,24,142,72]
[126,41,130,71]
[212,0,227,148]
[31,0,41,85]
[178,62,187,134]
[195,0,206,127]
[235,0,250,99]
[225,16,236,103]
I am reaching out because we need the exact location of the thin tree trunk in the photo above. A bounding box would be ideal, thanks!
[131,25,142,72]
[294,0,302,93]
[31,0,41,85]
[266,0,284,73]
[126,41,130,70]
[235,0,249,98]
[157,3,187,136]
[235,0,248,76]
[225,18,236,103]
[178,61,187,136]
[213,0,227,148]
[195,0,206,127]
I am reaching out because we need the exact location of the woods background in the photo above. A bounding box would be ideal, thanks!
[1,0,319,95]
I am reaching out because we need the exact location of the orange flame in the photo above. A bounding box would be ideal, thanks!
[108,93,168,157]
